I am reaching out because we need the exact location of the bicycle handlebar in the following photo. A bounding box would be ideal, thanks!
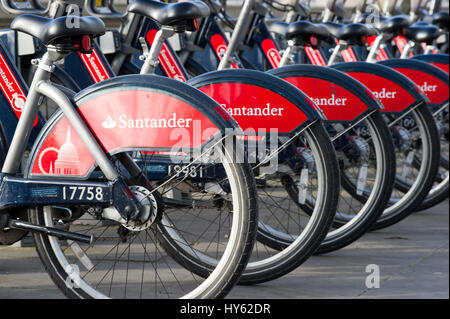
[325,0,345,18]
[325,0,336,11]
[83,0,125,19]
[356,0,368,12]
[376,0,397,16]
[1,0,51,14]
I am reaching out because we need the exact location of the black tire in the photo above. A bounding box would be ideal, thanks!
[237,121,340,285]
[250,111,396,256]
[27,76,259,299]
[416,103,449,211]
[372,104,440,230]
[416,179,449,210]
[29,159,258,299]
[416,154,449,210]
[155,160,258,296]
[316,111,396,254]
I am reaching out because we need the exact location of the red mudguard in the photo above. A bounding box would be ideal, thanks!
[187,69,320,136]
[267,65,383,123]
[331,62,428,114]
[27,75,233,179]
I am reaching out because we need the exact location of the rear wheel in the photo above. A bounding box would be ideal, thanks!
[27,77,259,298]
[242,111,396,260]
[416,102,449,211]
[417,168,449,210]
[317,111,396,253]
[29,140,258,298]
[237,121,340,285]
[372,104,440,230]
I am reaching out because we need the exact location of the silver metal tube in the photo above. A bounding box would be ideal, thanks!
[429,0,441,14]
[2,53,53,174]
[366,35,384,63]
[322,8,332,22]
[140,28,174,75]
[331,110,378,142]
[387,102,422,128]
[432,102,449,117]
[140,29,164,74]
[279,45,294,67]
[400,41,414,59]
[253,121,316,170]
[327,44,341,66]
[285,10,298,23]
[354,0,368,22]
[423,45,435,55]
[218,0,256,70]
[35,81,120,181]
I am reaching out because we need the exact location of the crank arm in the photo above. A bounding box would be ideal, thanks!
[8,219,93,244]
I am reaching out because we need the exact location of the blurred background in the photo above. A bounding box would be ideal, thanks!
[226,0,449,17]
[1,0,449,26]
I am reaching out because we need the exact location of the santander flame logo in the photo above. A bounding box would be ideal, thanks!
[11,93,26,112]
[102,115,117,129]
[261,39,281,68]
[216,44,227,57]
[0,52,39,126]
[267,48,281,67]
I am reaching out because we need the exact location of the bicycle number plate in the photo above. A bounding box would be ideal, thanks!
[62,186,105,201]
[168,165,204,178]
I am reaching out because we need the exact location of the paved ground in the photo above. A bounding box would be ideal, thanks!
[0,200,448,299]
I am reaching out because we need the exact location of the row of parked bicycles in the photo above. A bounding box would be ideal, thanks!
[0,0,447,299]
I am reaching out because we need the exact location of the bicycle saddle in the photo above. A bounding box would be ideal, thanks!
[377,15,411,35]
[285,21,329,45]
[424,11,449,31]
[324,22,377,44]
[127,0,210,29]
[323,21,342,38]
[268,21,289,37]
[11,14,105,47]
[405,22,441,44]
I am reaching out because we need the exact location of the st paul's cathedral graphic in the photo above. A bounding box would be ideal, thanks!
[40,127,82,176]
